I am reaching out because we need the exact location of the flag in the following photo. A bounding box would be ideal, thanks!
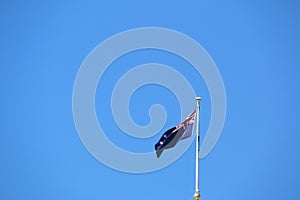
[154,110,196,158]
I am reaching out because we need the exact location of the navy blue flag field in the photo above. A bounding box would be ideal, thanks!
[154,110,196,158]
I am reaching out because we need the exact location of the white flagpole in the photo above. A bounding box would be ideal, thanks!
[194,97,202,200]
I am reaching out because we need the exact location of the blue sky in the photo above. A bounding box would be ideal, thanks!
[1,0,300,199]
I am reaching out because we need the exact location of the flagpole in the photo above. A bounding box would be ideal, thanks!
[194,97,202,200]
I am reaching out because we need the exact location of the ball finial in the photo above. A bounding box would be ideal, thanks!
[193,191,201,200]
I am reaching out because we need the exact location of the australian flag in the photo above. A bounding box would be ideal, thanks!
[154,110,196,158]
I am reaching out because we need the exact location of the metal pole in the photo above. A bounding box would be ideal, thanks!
[194,97,202,200]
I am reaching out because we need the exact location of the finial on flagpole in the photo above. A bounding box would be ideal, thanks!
[194,191,201,200]
[196,97,202,101]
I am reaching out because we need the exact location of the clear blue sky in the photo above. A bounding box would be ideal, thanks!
[1,0,299,199]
